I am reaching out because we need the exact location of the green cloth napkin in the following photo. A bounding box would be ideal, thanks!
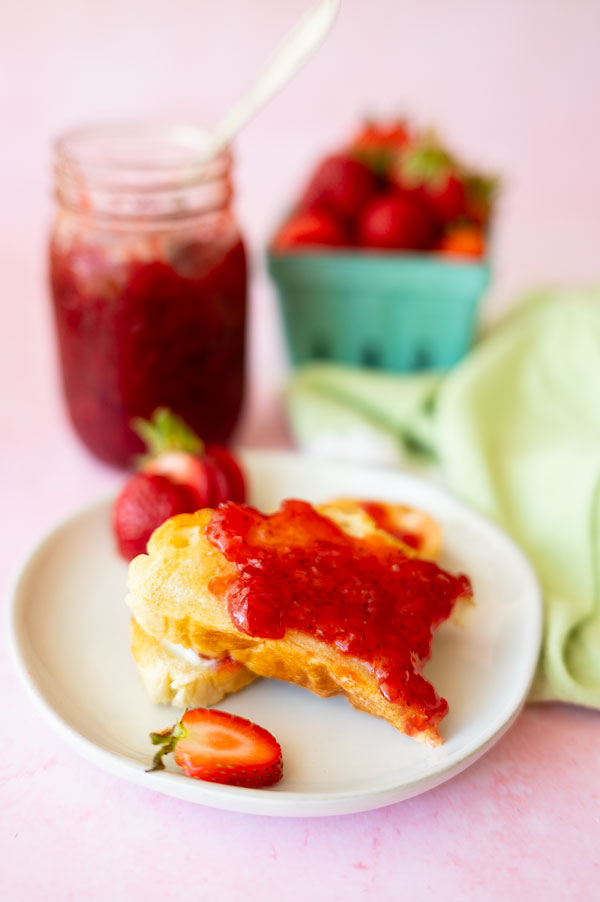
[286,287,600,707]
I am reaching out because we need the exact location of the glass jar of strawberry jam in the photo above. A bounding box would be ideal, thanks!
[49,123,248,467]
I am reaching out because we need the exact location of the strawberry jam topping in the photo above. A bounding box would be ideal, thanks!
[206,499,472,722]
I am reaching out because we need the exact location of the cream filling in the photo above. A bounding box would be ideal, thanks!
[159,638,220,669]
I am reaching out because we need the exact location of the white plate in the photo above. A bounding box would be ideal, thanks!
[9,450,542,817]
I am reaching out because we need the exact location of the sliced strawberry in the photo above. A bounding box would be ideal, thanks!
[205,444,247,503]
[132,406,205,458]
[112,408,249,559]
[143,450,213,508]
[356,193,435,250]
[132,408,246,507]
[271,209,347,251]
[298,153,378,221]
[149,707,283,788]
[113,473,196,560]
[202,455,230,506]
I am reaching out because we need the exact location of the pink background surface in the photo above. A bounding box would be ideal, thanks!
[2,0,600,898]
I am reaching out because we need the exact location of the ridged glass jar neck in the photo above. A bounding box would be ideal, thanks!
[53,122,233,228]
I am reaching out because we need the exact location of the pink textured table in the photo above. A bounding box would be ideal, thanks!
[3,0,600,897]
[3,262,600,900]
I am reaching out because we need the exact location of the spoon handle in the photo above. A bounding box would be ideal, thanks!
[206,0,340,158]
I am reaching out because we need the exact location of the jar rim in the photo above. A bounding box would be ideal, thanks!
[54,121,231,180]
[53,121,233,221]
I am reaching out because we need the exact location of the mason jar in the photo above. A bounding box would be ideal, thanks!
[49,123,248,467]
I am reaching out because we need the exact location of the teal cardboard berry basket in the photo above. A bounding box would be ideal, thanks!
[267,250,491,371]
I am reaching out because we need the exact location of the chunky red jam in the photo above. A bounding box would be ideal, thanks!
[358,501,421,550]
[206,499,472,722]
[49,238,247,467]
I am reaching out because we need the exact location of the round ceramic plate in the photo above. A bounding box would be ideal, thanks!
[9,451,542,817]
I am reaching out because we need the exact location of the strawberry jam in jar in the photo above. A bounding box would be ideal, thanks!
[49,124,248,466]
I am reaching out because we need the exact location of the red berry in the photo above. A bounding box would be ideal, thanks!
[272,209,346,251]
[201,456,230,506]
[419,172,466,226]
[436,224,485,258]
[113,473,196,561]
[205,444,247,503]
[351,119,410,152]
[391,137,468,227]
[149,707,283,788]
[299,153,378,220]
[357,193,435,250]
[113,409,249,560]
[143,450,213,508]
[349,120,411,179]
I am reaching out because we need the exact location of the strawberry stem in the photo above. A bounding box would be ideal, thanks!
[131,408,205,463]
[146,716,187,772]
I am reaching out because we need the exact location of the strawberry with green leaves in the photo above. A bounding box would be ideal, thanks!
[349,117,411,179]
[113,408,246,561]
[149,707,283,788]
[392,132,468,227]
[269,119,498,254]
[463,172,499,227]
[133,407,246,507]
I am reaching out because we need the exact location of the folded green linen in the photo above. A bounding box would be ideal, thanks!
[286,287,600,707]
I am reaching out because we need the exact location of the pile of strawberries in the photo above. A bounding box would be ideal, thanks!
[271,119,497,259]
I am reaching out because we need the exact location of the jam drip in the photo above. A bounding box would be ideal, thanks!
[206,499,472,721]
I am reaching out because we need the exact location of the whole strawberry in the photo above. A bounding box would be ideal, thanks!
[357,193,435,250]
[392,133,467,226]
[149,707,283,788]
[299,153,378,222]
[349,118,411,179]
[437,223,486,259]
[113,408,247,561]
[351,118,410,152]
[272,209,347,252]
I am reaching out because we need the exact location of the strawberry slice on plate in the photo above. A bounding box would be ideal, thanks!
[149,708,283,788]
